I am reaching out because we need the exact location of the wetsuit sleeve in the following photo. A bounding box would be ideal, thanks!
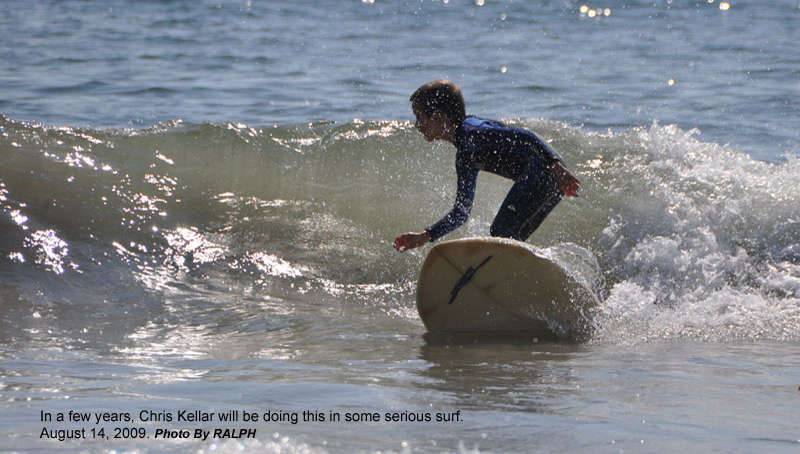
[425,158,478,242]
[524,131,564,167]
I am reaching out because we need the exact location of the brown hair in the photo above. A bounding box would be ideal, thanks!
[410,80,466,125]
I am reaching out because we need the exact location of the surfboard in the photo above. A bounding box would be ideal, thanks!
[416,237,599,340]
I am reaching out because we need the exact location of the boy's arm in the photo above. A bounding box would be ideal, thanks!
[393,160,478,253]
[518,129,581,197]
[423,161,477,241]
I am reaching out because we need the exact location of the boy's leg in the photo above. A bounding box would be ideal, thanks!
[490,169,562,241]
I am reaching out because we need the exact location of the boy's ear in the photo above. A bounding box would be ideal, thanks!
[431,111,448,126]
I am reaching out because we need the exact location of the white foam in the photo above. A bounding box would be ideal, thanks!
[593,123,800,343]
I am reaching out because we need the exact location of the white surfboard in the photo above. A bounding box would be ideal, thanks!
[416,237,599,340]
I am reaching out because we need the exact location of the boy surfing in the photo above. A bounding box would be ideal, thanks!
[394,80,581,253]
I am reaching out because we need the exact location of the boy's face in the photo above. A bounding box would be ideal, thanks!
[412,105,442,142]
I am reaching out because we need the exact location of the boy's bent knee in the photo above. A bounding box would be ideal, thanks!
[490,222,520,240]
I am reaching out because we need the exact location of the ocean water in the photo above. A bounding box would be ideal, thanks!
[1,1,799,453]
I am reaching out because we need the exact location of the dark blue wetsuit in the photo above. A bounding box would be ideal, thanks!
[425,117,565,242]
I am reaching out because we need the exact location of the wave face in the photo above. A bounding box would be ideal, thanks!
[1,114,798,346]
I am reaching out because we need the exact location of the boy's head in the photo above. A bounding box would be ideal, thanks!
[410,80,466,128]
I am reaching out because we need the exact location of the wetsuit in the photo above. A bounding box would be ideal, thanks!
[425,117,565,242]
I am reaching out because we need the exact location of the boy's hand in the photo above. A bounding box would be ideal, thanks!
[550,161,581,197]
[393,231,431,253]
